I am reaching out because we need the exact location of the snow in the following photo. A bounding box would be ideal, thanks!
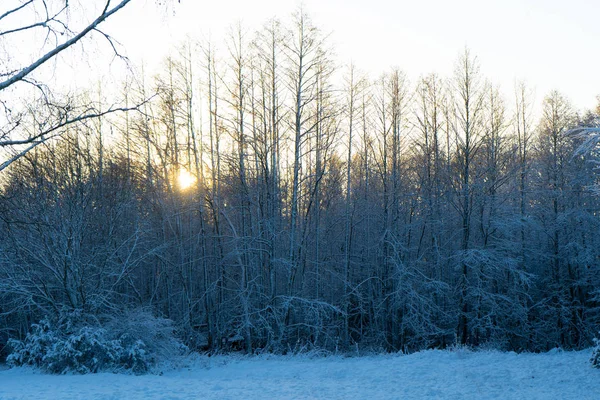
[1,349,599,399]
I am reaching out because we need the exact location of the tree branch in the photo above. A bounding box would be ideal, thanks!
[0,0,133,92]
[0,0,34,22]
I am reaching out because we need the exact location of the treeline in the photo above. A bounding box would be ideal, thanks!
[1,10,600,356]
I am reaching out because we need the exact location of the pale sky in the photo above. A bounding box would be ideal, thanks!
[102,0,600,112]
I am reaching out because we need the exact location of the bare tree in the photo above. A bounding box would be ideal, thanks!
[451,48,486,345]
[283,8,323,323]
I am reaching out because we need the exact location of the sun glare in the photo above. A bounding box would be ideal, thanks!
[177,169,196,190]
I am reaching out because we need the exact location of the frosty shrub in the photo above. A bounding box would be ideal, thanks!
[105,308,188,365]
[591,337,600,368]
[7,310,186,374]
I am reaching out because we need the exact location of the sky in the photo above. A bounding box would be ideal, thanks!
[103,0,600,112]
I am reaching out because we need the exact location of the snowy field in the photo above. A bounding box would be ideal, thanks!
[1,349,599,399]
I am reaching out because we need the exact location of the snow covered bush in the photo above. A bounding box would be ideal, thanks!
[591,337,600,368]
[7,310,185,374]
[105,309,188,366]
[7,319,150,374]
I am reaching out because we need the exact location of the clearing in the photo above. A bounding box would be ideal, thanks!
[0,349,599,399]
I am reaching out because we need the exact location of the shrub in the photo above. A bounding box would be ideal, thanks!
[591,337,600,368]
[105,309,188,365]
[7,310,185,374]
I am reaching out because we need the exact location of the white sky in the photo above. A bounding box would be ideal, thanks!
[103,0,600,112]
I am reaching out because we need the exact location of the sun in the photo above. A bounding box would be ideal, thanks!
[177,168,196,190]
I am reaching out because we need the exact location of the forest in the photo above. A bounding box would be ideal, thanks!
[1,1,600,367]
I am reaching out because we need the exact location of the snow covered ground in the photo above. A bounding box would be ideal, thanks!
[1,349,599,399]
